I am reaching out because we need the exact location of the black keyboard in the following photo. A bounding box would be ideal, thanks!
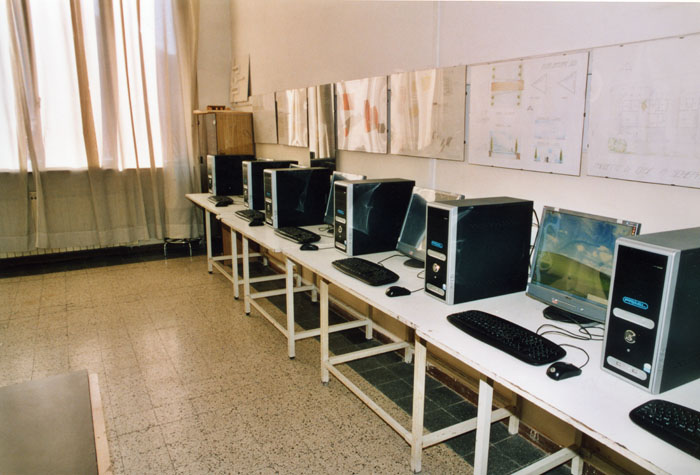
[447,310,566,365]
[630,399,700,459]
[274,226,321,244]
[332,257,399,286]
[208,195,233,206]
[236,209,265,221]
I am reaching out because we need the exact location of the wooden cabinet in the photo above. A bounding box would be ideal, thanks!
[194,110,254,192]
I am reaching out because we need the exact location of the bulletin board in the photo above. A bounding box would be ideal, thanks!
[587,35,700,188]
[251,93,278,144]
[276,88,308,148]
[336,76,388,154]
[467,52,589,175]
[390,66,466,161]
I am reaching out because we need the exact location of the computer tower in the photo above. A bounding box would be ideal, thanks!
[334,178,415,256]
[424,197,533,304]
[602,227,700,394]
[207,154,254,196]
[242,160,297,210]
[263,167,332,228]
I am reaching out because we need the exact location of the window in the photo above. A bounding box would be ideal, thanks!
[1,0,166,171]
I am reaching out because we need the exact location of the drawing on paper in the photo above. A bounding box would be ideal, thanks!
[468,52,588,175]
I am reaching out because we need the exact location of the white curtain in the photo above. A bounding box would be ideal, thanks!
[0,0,200,253]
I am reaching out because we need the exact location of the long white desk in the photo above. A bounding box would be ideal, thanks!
[282,244,700,474]
[282,246,519,472]
[415,292,700,475]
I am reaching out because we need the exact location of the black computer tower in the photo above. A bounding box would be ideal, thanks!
[602,227,700,394]
[242,160,297,210]
[263,167,332,228]
[334,178,415,256]
[424,197,533,304]
[207,154,254,196]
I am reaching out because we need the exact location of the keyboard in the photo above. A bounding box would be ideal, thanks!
[630,399,700,459]
[274,226,321,244]
[208,195,233,206]
[235,209,265,221]
[447,310,566,365]
[332,257,399,286]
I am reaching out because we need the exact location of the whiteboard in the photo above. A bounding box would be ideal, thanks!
[468,52,588,175]
[390,66,466,161]
[251,93,277,144]
[336,76,388,154]
[276,88,308,147]
[587,36,700,188]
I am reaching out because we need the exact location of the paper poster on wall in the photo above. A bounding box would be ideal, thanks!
[587,36,700,188]
[467,52,588,175]
[230,54,250,103]
[390,66,466,161]
[276,88,308,147]
[336,76,388,154]
[251,93,277,144]
[308,84,335,159]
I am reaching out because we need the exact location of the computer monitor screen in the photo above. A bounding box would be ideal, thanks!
[324,171,365,225]
[527,207,641,325]
[396,187,464,268]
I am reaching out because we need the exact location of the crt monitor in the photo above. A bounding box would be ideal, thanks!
[323,171,366,226]
[396,186,464,268]
[527,207,641,325]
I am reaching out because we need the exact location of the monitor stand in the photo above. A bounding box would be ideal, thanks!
[403,258,424,269]
[542,306,599,328]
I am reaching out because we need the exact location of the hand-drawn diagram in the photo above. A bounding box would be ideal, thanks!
[587,36,700,188]
[468,52,588,175]
[390,66,466,161]
[336,76,388,154]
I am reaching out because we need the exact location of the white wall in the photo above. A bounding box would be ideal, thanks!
[227,1,700,233]
[197,0,232,109]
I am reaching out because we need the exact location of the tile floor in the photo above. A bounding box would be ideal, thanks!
[0,248,565,474]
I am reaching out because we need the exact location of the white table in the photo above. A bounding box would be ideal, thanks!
[281,247,517,472]
[415,292,700,475]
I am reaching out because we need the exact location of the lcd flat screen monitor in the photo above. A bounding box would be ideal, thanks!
[527,207,641,325]
[323,171,366,226]
[396,186,464,267]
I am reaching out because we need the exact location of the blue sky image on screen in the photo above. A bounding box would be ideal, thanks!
[532,211,634,304]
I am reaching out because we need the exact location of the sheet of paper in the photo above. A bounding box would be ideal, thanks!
[276,88,308,147]
[587,35,700,188]
[468,52,588,175]
[251,92,277,144]
[230,54,250,104]
[390,66,466,161]
[336,76,388,154]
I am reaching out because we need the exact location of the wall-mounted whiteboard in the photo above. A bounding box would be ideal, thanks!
[468,52,588,175]
[390,66,466,161]
[251,93,278,144]
[336,76,388,154]
[308,84,335,159]
[276,88,308,147]
[587,36,700,188]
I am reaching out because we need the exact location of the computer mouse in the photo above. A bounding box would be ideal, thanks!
[385,286,411,297]
[300,243,318,251]
[546,362,582,381]
[249,218,264,227]
[215,200,231,207]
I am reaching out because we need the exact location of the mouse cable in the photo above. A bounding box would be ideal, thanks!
[558,343,590,369]
[375,253,403,266]
[536,323,603,342]
[410,287,423,293]
[416,269,425,280]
